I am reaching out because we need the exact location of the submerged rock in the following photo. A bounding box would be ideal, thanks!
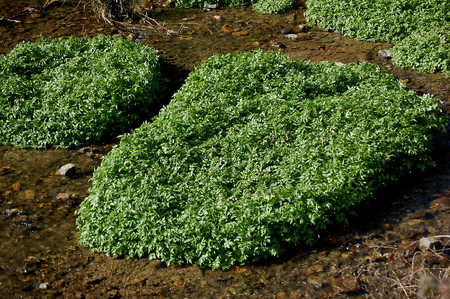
[430,197,450,211]
[332,275,361,294]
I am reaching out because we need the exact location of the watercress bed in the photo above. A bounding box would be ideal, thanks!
[306,0,450,76]
[77,51,446,269]
[174,0,293,14]
[0,35,163,148]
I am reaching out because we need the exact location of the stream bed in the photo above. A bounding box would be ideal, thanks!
[1,1,449,298]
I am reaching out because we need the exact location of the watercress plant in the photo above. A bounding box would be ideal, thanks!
[77,50,446,269]
[306,0,450,76]
[174,0,293,14]
[0,35,163,148]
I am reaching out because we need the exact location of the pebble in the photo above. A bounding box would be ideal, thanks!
[332,275,361,294]
[22,189,36,200]
[269,41,285,48]
[429,196,450,211]
[2,208,22,218]
[419,237,441,250]
[56,193,78,201]
[0,167,12,174]
[417,274,438,297]
[378,49,392,59]
[149,259,164,268]
[11,182,21,191]
[281,28,293,34]
[285,33,301,41]
[305,264,324,275]
[57,164,76,177]
[306,275,323,287]
[295,24,308,33]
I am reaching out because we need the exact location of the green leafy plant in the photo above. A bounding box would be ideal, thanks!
[306,0,450,76]
[0,35,163,148]
[172,0,292,14]
[253,0,293,14]
[76,50,446,269]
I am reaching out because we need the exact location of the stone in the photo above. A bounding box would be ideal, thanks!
[419,237,441,250]
[57,164,76,177]
[269,41,285,48]
[281,28,293,34]
[295,24,309,33]
[378,49,392,59]
[417,274,438,297]
[56,193,73,201]
[22,189,36,200]
[203,3,218,9]
[285,33,301,41]
[430,197,450,211]
[332,275,361,294]
[2,208,22,219]
[307,275,323,287]
[11,182,21,191]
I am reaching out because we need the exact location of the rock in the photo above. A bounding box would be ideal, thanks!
[334,62,345,67]
[0,167,12,175]
[276,291,287,298]
[295,24,309,33]
[22,189,36,200]
[307,275,323,287]
[269,41,285,48]
[281,28,293,34]
[56,192,78,201]
[39,282,50,289]
[417,274,438,297]
[11,182,21,191]
[149,259,164,268]
[378,49,392,59]
[285,33,301,41]
[430,197,450,211]
[57,164,76,177]
[305,264,324,275]
[2,208,22,219]
[203,3,218,9]
[419,237,441,250]
[332,275,361,294]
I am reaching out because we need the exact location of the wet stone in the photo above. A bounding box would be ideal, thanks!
[295,24,309,33]
[22,189,36,200]
[57,164,76,177]
[378,49,392,58]
[332,275,361,294]
[285,33,301,41]
[306,275,323,287]
[269,41,285,48]
[56,193,78,201]
[280,28,293,34]
[429,197,450,211]
[419,237,441,250]
[1,208,22,219]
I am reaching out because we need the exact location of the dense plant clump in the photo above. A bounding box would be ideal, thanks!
[0,35,163,148]
[306,0,450,76]
[94,0,293,16]
[77,51,446,269]
[175,0,293,14]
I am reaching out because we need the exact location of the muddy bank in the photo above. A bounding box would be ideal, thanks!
[1,0,449,298]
